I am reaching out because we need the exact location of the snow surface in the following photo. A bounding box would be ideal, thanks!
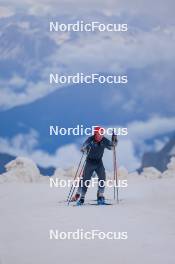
[0,157,175,264]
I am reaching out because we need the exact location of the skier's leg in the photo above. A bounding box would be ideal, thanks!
[77,161,94,205]
[81,161,94,196]
[70,184,81,202]
[95,162,106,198]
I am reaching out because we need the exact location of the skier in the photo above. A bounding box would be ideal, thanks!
[71,126,118,205]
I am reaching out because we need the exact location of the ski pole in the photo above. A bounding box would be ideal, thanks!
[113,145,116,200]
[113,144,119,203]
[66,152,84,203]
[67,146,91,205]
[112,130,119,203]
[68,156,86,205]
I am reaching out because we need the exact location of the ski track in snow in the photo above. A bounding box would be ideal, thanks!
[0,176,175,264]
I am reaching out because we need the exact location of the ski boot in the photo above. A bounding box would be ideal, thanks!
[76,197,84,206]
[70,193,80,202]
[97,192,105,205]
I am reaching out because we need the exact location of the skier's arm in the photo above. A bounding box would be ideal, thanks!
[81,137,93,153]
[104,138,114,150]
[104,136,118,150]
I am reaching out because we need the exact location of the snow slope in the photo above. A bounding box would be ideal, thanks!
[0,157,175,264]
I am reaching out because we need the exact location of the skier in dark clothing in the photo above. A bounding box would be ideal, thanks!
[72,126,118,205]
